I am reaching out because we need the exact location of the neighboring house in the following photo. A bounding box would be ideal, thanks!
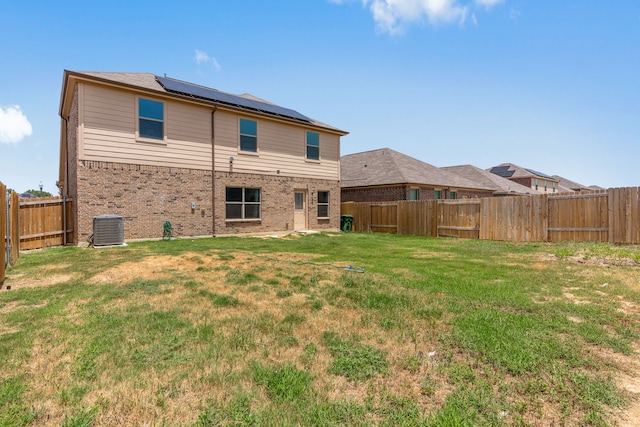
[58,71,347,244]
[19,192,37,199]
[341,148,494,202]
[488,163,562,194]
[441,165,536,196]
[552,175,596,193]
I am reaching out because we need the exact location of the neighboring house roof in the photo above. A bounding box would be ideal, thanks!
[552,175,592,192]
[341,148,494,191]
[441,165,536,195]
[489,163,558,181]
[19,192,37,198]
[59,71,347,135]
[588,185,605,191]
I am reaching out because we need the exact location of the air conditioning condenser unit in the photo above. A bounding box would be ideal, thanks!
[93,214,124,246]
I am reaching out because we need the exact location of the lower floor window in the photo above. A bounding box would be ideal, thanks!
[226,187,261,219]
[317,191,329,218]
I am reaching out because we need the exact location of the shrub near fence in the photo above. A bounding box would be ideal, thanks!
[341,187,640,245]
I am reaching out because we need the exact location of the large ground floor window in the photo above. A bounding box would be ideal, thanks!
[226,187,261,219]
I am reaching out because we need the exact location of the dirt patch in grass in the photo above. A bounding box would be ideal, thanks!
[5,273,78,290]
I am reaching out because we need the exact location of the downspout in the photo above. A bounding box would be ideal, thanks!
[61,116,69,245]
[211,107,217,236]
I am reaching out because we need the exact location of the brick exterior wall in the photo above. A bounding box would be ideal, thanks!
[454,189,491,199]
[71,162,340,244]
[215,171,340,235]
[75,160,213,243]
[341,185,491,202]
[510,177,532,188]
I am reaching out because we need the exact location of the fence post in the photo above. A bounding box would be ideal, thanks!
[1,181,6,284]
[9,192,19,265]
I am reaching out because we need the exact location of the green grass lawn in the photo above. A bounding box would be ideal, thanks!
[1,233,639,426]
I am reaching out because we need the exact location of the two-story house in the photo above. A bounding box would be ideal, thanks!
[58,71,347,245]
[488,163,562,194]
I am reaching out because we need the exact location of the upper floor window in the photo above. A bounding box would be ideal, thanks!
[306,131,320,161]
[317,191,329,218]
[544,181,548,192]
[434,190,441,200]
[535,179,539,190]
[409,188,418,200]
[240,118,257,152]
[449,191,457,200]
[138,98,164,140]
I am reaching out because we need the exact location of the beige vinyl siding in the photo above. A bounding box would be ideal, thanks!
[214,110,339,180]
[81,83,212,170]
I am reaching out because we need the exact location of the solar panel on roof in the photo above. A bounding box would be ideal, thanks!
[524,168,553,179]
[490,166,514,178]
[155,76,312,123]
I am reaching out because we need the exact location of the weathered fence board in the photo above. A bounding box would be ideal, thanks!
[1,182,6,284]
[9,192,19,264]
[480,195,547,242]
[397,200,437,237]
[341,201,369,233]
[342,186,640,244]
[608,187,640,244]
[437,200,480,239]
[19,197,70,250]
[548,192,608,242]
[370,204,398,233]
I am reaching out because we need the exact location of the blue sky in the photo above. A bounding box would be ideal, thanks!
[1,0,638,194]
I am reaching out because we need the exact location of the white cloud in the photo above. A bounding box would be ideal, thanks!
[194,49,221,71]
[475,0,503,8]
[335,0,505,34]
[0,105,32,144]
[367,0,468,34]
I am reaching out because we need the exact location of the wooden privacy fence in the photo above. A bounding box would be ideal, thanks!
[341,187,640,245]
[19,197,73,250]
[1,182,6,284]
[2,181,73,284]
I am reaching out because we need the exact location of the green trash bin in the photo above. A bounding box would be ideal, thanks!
[340,214,353,232]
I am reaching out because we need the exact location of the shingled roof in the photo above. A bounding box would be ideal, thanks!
[552,175,591,192]
[60,71,345,134]
[340,148,494,191]
[442,165,536,195]
[488,163,558,181]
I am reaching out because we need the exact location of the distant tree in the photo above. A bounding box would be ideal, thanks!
[6,188,14,194]
[24,189,53,197]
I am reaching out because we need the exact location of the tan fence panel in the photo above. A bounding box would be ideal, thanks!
[19,197,67,250]
[1,182,6,284]
[548,192,608,242]
[397,200,437,237]
[371,203,398,234]
[341,202,370,232]
[9,192,19,265]
[608,187,640,244]
[481,194,548,242]
[437,200,480,239]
